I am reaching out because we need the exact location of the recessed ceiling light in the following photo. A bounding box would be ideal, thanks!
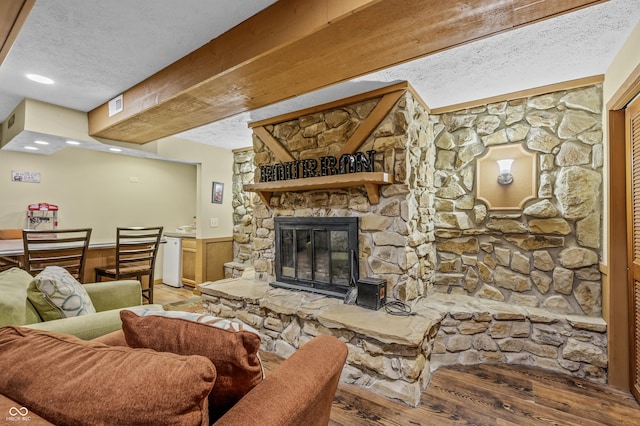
[109,147,122,152]
[66,140,80,145]
[26,73,54,85]
[24,146,38,151]
[34,140,49,145]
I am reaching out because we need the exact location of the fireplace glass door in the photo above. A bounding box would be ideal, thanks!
[274,217,358,298]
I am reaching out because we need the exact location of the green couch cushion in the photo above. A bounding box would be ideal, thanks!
[26,304,165,340]
[0,268,41,327]
[83,280,142,312]
[27,266,96,321]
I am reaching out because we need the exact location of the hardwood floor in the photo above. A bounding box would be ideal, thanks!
[152,282,200,306]
[157,284,640,425]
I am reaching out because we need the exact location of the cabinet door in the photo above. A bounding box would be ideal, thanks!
[181,239,197,287]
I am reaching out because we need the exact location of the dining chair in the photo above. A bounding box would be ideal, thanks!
[94,226,163,304]
[0,229,23,272]
[22,228,93,282]
[0,257,19,272]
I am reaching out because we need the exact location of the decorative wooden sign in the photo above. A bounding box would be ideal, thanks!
[259,150,376,182]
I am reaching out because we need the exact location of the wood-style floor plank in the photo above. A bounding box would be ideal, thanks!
[477,363,640,409]
[158,285,640,426]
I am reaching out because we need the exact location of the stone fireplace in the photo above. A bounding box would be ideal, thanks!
[242,82,435,303]
[202,81,609,406]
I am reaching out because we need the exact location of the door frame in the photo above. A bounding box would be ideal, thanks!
[607,62,640,390]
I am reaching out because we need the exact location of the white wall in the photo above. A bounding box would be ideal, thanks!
[604,21,640,105]
[156,136,235,239]
[0,148,197,243]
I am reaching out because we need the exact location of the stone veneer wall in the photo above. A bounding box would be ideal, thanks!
[231,148,256,265]
[219,84,609,403]
[431,85,603,317]
[248,92,436,302]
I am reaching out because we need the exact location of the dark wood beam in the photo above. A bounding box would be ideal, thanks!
[0,0,35,66]
[88,0,606,144]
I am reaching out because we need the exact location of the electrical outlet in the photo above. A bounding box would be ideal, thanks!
[209,217,219,227]
[129,176,139,183]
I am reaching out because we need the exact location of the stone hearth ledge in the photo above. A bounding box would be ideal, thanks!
[198,277,608,405]
[198,278,441,347]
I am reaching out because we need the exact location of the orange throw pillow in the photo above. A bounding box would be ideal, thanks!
[0,326,216,426]
[120,309,264,423]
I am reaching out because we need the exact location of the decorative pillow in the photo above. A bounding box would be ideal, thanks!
[27,266,96,321]
[121,308,264,423]
[0,326,216,426]
[0,267,41,326]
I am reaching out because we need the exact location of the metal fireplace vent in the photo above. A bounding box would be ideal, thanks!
[273,217,358,298]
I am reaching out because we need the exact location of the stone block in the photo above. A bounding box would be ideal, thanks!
[562,338,607,368]
[533,250,555,271]
[446,335,472,352]
[458,321,490,335]
[368,377,423,407]
[275,339,297,359]
[495,267,532,292]
[553,267,574,295]
[510,321,531,337]
[524,341,558,358]
[472,334,498,351]
[458,350,482,365]
[543,296,575,315]
[497,338,524,352]
[532,324,564,346]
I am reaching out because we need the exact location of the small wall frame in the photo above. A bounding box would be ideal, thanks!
[212,181,224,204]
[476,143,538,210]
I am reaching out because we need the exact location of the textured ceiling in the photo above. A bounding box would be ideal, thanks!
[0,0,639,154]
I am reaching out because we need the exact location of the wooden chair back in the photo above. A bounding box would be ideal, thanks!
[22,228,92,282]
[114,226,163,277]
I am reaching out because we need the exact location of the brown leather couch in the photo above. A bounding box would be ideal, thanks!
[0,329,347,426]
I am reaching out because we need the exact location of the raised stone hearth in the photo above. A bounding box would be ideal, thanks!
[199,271,607,406]
[199,273,440,406]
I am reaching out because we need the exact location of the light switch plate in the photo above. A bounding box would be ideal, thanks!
[209,217,219,227]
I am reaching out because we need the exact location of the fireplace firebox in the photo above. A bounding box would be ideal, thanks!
[273,217,359,298]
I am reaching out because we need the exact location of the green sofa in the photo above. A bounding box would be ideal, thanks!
[0,267,163,339]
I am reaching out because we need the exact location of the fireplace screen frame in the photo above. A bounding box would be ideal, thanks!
[272,217,359,298]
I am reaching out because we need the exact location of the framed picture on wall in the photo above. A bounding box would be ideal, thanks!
[212,181,224,204]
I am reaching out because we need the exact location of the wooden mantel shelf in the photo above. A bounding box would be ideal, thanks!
[243,172,393,205]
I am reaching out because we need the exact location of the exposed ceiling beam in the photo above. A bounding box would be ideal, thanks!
[0,0,35,66]
[88,0,607,144]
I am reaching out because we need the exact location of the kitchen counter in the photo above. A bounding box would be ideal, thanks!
[0,239,118,256]
[164,232,196,238]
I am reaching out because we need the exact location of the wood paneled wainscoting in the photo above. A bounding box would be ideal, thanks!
[87,237,232,288]
[180,237,233,288]
[1,245,117,284]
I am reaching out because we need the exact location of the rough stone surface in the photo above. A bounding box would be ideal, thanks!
[554,166,601,220]
[533,250,555,271]
[524,200,560,218]
[558,110,600,139]
[575,281,602,315]
[559,247,599,269]
[553,267,574,295]
[230,85,608,401]
[531,270,552,294]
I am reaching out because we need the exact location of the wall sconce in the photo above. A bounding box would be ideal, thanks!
[476,143,537,210]
[496,159,514,185]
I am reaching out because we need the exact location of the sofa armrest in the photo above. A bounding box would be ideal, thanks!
[214,335,347,426]
[24,304,164,340]
[83,280,142,312]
